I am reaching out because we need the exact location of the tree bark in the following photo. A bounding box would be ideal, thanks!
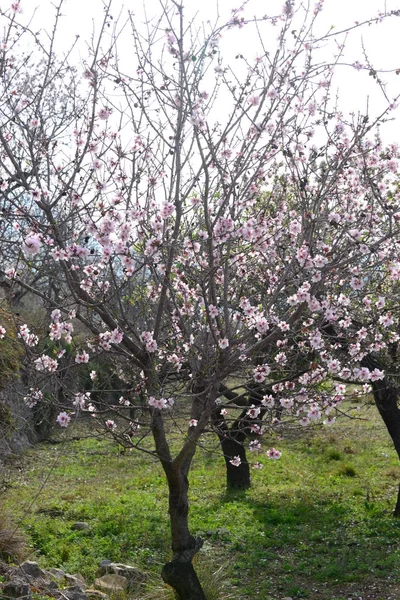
[212,402,251,490]
[161,464,206,599]
[361,355,400,516]
[220,434,251,490]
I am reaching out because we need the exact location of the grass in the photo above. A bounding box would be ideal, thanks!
[2,402,400,599]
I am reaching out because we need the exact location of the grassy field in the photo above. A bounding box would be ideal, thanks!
[2,400,400,600]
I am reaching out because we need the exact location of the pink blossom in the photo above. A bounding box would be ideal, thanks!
[110,329,123,344]
[255,318,269,333]
[280,397,293,409]
[24,388,43,408]
[350,277,363,290]
[0,326,5,339]
[56,412,71,427]
[11,2,22,13]
[370,368,384,381]
[229,456,241,467]
[146,339,158,353]
[189,419,198,427]
[161,202,175,219]
[105,419,117,431]
[208,304,219,318]
[249,440,261,452]
[267,448,282,460]
[219,338,229,349]
[23,234,41,256]
[34,355,58,372]
[247,405,261,418]
[248,95,260,106]
[75,351,89,364]
[98,107,112,120]
[261,395,275,408]
[379,313,394,327]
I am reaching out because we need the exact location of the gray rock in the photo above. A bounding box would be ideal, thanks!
[48,567,66,581]
[60,585,88,600]
[47,580,60,591]
[65,573,86,588]
[96,562,146,588]
[2,580,32,599]
[94,574,127,593]
[16,560,48,581]
[98,560,111,568]
[71,522,90,531]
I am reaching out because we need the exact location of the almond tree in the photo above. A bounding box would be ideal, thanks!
[1,0,400,597]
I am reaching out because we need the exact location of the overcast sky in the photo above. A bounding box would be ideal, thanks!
[13,0,400,140]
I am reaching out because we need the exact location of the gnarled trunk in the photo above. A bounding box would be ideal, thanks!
[161,464,206,599]
[361,355,400,516]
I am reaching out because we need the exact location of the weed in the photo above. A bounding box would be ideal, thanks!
[0,508,27,560]
[338,464,357,477]
[327,448,342,461]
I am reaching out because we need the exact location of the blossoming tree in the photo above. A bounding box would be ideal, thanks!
[1,0,400,596]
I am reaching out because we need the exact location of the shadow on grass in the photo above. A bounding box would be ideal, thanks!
[193,487,400,596]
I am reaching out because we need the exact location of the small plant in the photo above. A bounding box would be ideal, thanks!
[0,509,27,560]
[327,448,342,461]
[338,464,357,477]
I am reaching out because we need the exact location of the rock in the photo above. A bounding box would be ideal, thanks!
[16,560,48,581]
[47,580,60,591]
[94,574,128,593]
[61,585,88,600]
[96,562,147,588]
[98,560,111,568]
[85,589,110,600]
[48,567,66,581]
[71,522,90,531]
[2,580,32,599]
[65,573,86,588]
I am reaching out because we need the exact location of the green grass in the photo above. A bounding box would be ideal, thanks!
[2,403,400,599]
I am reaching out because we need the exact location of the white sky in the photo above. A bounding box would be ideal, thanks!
[9,0,400,139]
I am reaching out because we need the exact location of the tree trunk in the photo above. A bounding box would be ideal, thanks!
[220,435,251,490]
[161,465,206,599]
[361,355,400,517]
[394,483,400,518]
[162,555,205,600]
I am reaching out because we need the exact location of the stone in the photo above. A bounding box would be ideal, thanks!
[16,560,48,581]
[65,573,86,588]
[48,567,66,581]
[98,560,111,568]
[85,589,110,600]
[60,585,88,600]
[47,580,60,591]
[96,562,147,588]
[94,574,128,593]
[2,580,32,599]
[71,522,90,531]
